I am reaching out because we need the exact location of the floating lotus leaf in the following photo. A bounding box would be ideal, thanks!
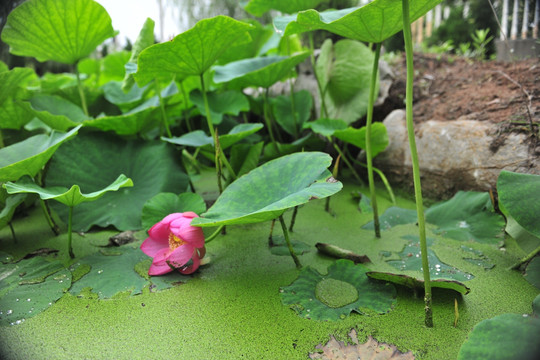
[134,16,254,85]
[273,0,444,43]
[191,152,342,227]
[1,0,115,64]
[367,271,470,295]
[281,259,396,320]
[213,53,310,89]
[0,257,71,326]
[457,311,540,359]
[0,126,80,182]
[69,247,179,299]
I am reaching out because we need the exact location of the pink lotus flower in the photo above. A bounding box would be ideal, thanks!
[141,212,205,275]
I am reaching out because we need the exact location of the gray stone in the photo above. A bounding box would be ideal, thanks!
[374,109,540,198]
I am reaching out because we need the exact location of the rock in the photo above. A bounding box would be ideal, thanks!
[374,109,540,199]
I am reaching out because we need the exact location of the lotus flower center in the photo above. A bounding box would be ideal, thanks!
[168,233,186,250]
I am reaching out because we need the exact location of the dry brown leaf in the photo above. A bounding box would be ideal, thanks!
[309,329,415,360]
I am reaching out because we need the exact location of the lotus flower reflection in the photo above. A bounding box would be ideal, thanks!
[141,212,206,275]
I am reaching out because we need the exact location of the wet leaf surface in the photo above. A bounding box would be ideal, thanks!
[281,260,396,320]
[0,257,71,326]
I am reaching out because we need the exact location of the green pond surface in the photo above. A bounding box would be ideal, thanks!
[0,182,538,359]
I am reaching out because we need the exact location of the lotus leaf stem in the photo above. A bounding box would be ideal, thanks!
[205,225,225,244]
[365,42,382,238]
[67,206,75,259]
[74,64,88,117]
[39,198,60,236]
[263,89,281,156]
[155,82,172,138]
[403,0,433,328]
[508,244,540,270]
[279,215,301,269]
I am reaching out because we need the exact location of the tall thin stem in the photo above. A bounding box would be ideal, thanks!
[263,89,281,156]
[366,43,382,238]
[308,32,329,118]
[286,38,299,139]
[75,64,88,117]
[67,206,75,259]
[40,198,60,235]
[155,82,172,138]
[180,82,193,132]
[403,0,433,328]
[200,74,222,193]
[279,215,301,269]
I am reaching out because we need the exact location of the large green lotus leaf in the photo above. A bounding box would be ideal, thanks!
[271,90,313,137]
[0,67,35,107]
[4,174,133,207]
[273,0,444,43]
[0,257,71,326]
[83,107,160,135]
[457,313,540,359]
[230,142,264,178]
[524,257,540,290]
[134,16,254,86]
[281,259,396,320]
[505,215,540,254]
[141,192,206,231]
[497,171,540,239]
[333,123,388,156]
[303,118,348,137]
[213,52,310,89]
[217,20,275,64]
[99,51,131,85]
[45,132,190,231]
[190,89,250,125]
[163,123,264,151]
[191,152,342,227]
[123,18,155,91]
[20,95,90,131]
[102,81,148,109]
[1,0,115,64]
[0,126,80,182]
[425,191,505,243]
[0,194,27,231]
[0,99,34,130]
[315,39,375,124]
[245,0,329,17]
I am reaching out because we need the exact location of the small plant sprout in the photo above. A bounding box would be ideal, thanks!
[3,174,133,258]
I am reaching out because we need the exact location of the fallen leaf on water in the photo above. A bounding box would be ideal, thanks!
[309,329,415,359]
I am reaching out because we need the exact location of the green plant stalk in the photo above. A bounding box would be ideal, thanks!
[67,206,75,259]
[40,198,60,235]
[74,64,89,117]
[8,222,17,243]
[180,82,192,132]
[328,137,365,186]
[353,160,397,204]
[155,82,172,138]
[263,89,281,156]
[308,32,329,118]
[289,206,298,232]
[403,0,433,328]
[200,74,223,192]
[508,244,540,270]
[279,214,301,269]
[205,225,225,244]
[286,38,299,139]
[365,43,382,238]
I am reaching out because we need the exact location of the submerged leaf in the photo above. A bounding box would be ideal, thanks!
[191,152,342,227]
[1,0,115,64]
[367,271,470,295]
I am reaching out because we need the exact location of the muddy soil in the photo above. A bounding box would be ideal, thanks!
[384,53,540,146]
